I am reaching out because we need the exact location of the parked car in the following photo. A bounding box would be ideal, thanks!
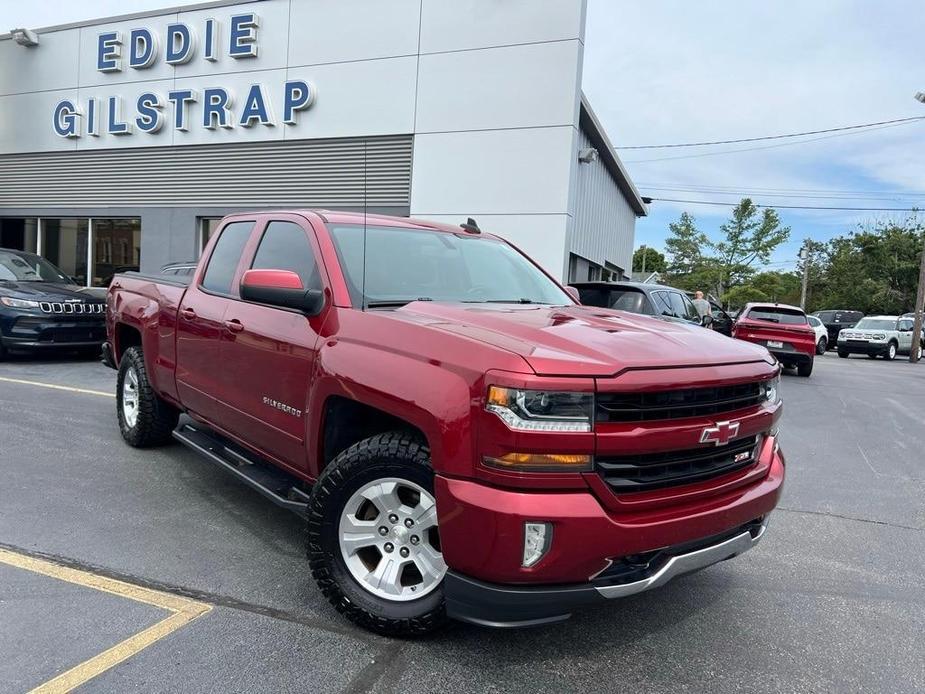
[571,280,709,328]
[0,247,107,359]
[811,309,863,350]
[806,315,829,354]
[160,261,198,277]
[837,315,919,360]
[105,210,784,636]
[732,302,816,377]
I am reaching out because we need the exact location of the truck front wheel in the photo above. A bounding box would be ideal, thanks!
[116,346,179,447]
[307,432,449,637]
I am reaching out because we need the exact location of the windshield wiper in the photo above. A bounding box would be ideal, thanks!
[366,298,433,308]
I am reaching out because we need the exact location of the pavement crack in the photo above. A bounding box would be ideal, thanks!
[776,507,924,532]
[343,642,405,694]
[0,541,387,647]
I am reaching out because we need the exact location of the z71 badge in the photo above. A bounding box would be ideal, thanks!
[262,396,302,418]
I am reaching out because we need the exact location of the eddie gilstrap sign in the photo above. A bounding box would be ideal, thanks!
[52,12,316,139]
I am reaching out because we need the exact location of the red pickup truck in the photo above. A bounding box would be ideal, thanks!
[104,210,784,636]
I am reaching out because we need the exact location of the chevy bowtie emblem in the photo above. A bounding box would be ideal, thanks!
[700,421,740,446]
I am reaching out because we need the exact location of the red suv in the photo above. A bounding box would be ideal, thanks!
[733,303,815,377]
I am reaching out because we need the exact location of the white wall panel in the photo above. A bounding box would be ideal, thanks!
[419,0,585,54]
[0,29,80,96]
[415,41,580,133]
[287,0,420,67]
[75,79,176,150]
[410,126,576,216]
[284,57,417,140]
[0,91,78,155]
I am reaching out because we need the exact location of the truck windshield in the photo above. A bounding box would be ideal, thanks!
[0,250,70,283]
[328,224,573,308]
[854,318,897,330]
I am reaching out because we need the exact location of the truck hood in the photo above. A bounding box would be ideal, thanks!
[383,302,772,377]
[0,280,104,303]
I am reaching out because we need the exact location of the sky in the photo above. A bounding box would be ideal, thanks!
[5,0,925,272]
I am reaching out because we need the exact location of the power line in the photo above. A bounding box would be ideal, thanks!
[645,197,923,212]
[617,115,925,149]
[639,186,924,203]
[638,183,925,199]
[637,182,925,196]
[625,121,920,163]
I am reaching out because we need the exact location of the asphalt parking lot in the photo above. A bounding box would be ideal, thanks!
[1,353,924,693]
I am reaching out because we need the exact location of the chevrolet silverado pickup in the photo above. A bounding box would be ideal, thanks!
[105,210,784,636]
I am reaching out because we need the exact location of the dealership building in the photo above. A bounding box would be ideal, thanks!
[0,0,645,287]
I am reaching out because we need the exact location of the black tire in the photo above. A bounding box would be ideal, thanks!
[884,341,898,360]
[838,349,849,359]
[116,346,179,447]
[306,431,448,637]
[797,359,813,377]
[815,337,827,355]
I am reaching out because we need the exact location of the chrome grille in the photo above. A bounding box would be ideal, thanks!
[38,301,105,315]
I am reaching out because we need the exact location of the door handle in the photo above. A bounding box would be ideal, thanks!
[111,281,122,289]
[181,307,197,320]
[224,319,244,334]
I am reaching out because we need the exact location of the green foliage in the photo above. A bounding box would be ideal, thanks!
[632,246,666,273]
[724,285,769,306]
[664,212,709,278]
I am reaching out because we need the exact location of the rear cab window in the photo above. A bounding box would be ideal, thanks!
[201,221,254,295]
[577,287,653,314]
[745,306,807,325]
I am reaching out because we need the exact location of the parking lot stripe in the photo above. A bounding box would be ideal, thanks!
[0,547,211,693]
[0,376,114,398]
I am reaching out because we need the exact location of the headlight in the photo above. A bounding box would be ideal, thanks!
[0,297,40,309]
[873,333,886,340]
[761,376,780,404]
[486,386,593,432]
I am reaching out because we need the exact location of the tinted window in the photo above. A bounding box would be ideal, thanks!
[670,292,700,322]
[577,287,653,314]
[746,307,807,325]
[835,311,863,323]
[807,316,822,327]
[651,291,674,316]
[251,221,321,290]
[899,319,914,331]
[201,222,253,294]
[815,311,834,322]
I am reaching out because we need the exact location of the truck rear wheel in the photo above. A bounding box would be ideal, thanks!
[306,432,449,637]
[117,346,179,447]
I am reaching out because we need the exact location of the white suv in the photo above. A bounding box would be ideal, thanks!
[806,315,829,354]
[837,315,917,360]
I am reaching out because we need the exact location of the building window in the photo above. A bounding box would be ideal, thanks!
[199,218,223,254]
[92,218,141,286]
[41,219,89,286]
[0,218,39,253]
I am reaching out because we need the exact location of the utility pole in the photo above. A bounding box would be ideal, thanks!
[640,244,647,275]
[910,92,925,362]
[799,244,809,310]
[909,234,925,362]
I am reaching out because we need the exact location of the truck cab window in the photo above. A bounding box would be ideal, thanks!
[201,221,253,295]
[251,221,322,290]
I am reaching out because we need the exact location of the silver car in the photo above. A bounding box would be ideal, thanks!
[836,315,918,360]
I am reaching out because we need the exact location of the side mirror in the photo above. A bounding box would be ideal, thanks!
[564,286,581,303]
[701,314,714,327]
[240,269,325,316]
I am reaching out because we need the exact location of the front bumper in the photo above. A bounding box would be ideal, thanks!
[837,341,887,355]
[1,313,106,350]
[446,517,769,627]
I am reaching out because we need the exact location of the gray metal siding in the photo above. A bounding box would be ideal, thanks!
[570,128,636,275]
[0,135,412,208]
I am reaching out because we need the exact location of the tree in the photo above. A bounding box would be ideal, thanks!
[632,246,666,274]
[712,199,790,296]
[664,212,709,278]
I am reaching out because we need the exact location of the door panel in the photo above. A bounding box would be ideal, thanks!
[175,220,255,425]
[220,218,328,469]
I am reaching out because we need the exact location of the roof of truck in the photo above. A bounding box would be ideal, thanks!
[226,210,498,238]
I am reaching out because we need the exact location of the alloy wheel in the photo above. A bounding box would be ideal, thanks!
[122,366,140,428]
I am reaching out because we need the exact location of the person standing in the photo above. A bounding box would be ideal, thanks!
[692,290,712,319]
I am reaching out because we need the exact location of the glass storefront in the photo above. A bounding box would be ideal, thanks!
[92,218,141,286]
[42,219,90,286]
[0,217,142,287]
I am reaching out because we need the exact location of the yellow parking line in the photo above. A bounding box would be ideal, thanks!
[0,547,211,693]
[0,376,114,398]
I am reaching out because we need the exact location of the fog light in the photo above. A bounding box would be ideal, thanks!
[523,522,552,567]
[483,453,592,472]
